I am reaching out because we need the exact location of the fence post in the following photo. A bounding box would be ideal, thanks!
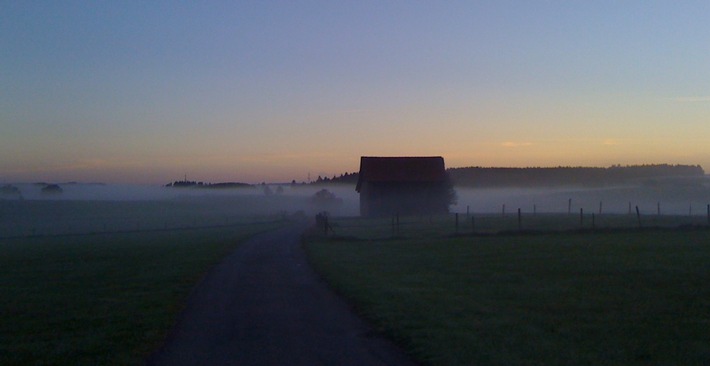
[657,202,661,216]
[502,204,506,217]
[533,204,537,215]
[568,198,572,214]
[636,206,641,228]
[396,213,400,236]
[517,208,522,231]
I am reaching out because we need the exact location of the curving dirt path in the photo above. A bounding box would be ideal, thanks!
[147,223,416,366]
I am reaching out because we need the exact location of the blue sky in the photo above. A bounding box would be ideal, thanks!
[2,1,709,184]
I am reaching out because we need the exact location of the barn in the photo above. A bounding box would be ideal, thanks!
[355,156,453,217]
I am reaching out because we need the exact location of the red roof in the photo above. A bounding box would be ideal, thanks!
[356,156,446,192]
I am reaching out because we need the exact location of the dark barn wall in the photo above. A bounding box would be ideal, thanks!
[356,156,453,217]
[360,182,449,217]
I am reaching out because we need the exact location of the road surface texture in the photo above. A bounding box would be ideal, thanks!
[147,224,417,366]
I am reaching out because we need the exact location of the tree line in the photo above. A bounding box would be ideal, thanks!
[324,164,705,188]
[447,164,705,188]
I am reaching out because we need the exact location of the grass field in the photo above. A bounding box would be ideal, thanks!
[305,218,710,365]
[0,220,284,365]
[324,212,710,240]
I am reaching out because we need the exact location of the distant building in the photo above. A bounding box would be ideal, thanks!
[356,156,453,217]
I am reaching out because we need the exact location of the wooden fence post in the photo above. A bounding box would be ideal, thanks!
[517,208,522,231]
[636,206,641,228]
[396,213,400,236]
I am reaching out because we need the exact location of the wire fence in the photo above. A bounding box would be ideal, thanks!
[316,205,710,241]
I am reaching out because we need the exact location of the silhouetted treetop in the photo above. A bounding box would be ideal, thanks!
[165,180,253,189]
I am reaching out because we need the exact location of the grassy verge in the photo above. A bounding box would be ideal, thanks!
[305,229,710,365]
[0,221,283,365]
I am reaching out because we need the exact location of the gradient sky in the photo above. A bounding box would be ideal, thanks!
[2,1,709,184]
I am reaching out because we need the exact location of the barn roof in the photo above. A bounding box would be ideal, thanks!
[356,156,446,192]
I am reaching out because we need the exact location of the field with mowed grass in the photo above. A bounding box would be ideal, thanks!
[305,216,710,365]
[0,220,285,365]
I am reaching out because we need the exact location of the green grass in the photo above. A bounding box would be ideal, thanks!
[305,229,710,365]
[325,213,710,240]
[0,222,283,365]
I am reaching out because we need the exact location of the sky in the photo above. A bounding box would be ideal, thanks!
[2,1,709,184]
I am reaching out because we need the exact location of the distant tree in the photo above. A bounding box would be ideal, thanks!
[310,189,343,208]
[0,184,22,199]
[312,189,336,202]
[41,184,63,194]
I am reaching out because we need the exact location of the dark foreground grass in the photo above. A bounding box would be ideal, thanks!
[305,230,710,365]
[0,221,283,365]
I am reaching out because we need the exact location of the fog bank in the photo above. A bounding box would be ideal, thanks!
[453,177,710,216]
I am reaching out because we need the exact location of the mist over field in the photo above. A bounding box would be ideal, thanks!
[3,183,358,205]
[2,176,709,239]
[453,176,710,216]
[0,183,361,238]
